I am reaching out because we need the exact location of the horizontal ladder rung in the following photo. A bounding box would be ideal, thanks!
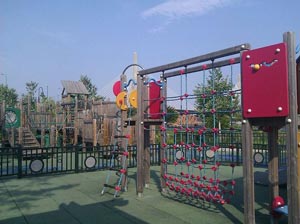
[103,184,115,188]
[114,135,129,139]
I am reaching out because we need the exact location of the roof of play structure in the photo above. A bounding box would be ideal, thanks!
[61,80,89,95]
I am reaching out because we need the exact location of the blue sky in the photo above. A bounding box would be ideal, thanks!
[1,0,300,101]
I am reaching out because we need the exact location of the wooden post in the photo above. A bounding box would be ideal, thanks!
[50,125,55,147]
[82,110,86,150]
[36,101,40,129]
[144,125,150,188]
[67,103,70,124]
[74,97,78,145]
[41,127,45,147]
[19,98,24,127]
[143,78,150,188]
[62,107,66,147]
[136,73,145,196]
[242,120,255,224]
[297,129,300,197]
[55,103,59,146]
[92,118,97,147]
[84,95,88,110]
[150,125,156,144]
[104,115,109,145]
[18,127,22,146]
[284,31,300,224]
[268,127,279,223]
[82,124,86,149]
[27,96,31,128]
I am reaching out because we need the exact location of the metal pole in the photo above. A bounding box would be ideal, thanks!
[38,87,44,103]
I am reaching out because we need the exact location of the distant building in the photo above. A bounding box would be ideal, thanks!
[170,109,202,127]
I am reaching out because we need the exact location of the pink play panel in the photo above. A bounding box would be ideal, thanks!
[241,43,289,118]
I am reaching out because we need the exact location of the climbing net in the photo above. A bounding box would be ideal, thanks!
[156,60,241,205]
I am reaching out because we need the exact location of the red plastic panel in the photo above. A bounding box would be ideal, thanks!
[297,61,300,114]
[241,43,289,118]
[113,80,121,96]
[149,81,161,119]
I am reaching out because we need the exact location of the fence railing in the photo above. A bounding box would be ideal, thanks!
[0,145,132,178]
[0,139,286,178]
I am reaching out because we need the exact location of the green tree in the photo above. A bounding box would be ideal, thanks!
[26,81,38,96]
[194,68,240,129]
[0,84,18,107]
[22,81,39,111]
[153,106,179,144]
[80,75,105,100]
[166,106,179,124]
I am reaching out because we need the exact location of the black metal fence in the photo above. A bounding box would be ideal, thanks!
[0,144,160,178]
[0,131,287,178]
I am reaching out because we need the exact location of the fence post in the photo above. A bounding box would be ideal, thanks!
[17,145,23,178]
[236,144,240,166]
[75,144,79,173]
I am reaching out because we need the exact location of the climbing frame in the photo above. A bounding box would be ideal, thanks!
[136,44,250,201]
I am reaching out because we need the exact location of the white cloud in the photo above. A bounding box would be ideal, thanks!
[142,0,234,32]
[142,0,232,18]
[147,19,172,34]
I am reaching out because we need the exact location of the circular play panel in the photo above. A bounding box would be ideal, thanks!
[85,156,97,169]
[254,152,264,164]
[29,159,44,173]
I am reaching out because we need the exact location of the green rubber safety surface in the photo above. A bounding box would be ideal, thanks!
[0,166,288,224]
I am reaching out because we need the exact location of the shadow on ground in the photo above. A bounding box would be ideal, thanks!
[0,172,148,224]
[0,199,148,224]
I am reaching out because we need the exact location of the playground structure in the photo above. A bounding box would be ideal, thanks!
[0,31,299,223]
[129,32,299,223]
[0,80,120,150]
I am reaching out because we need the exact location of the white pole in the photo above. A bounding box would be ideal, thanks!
[132,52,138,90]
[133,52,138,79]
